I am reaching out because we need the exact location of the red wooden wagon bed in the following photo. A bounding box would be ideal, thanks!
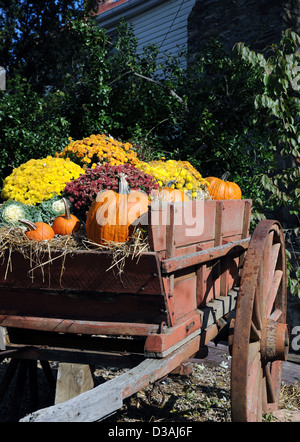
[0,199,289,422]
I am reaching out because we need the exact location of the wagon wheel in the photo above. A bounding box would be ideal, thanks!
[231,219,289,422]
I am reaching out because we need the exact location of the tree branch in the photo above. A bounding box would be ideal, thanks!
[110,70,188,112]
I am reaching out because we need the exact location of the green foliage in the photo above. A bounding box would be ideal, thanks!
[0,76,70,181]
[236,30,300,222]
[0,200,41,225]
[236,30,300,298]
[0,0,97,89]
[39,196,70,223]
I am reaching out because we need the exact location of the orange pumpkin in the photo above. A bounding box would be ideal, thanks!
[86,173,149,245]
[205,172,242,200]
[52,198,80,235]
[158,185,190,202]
[19,219,55,241]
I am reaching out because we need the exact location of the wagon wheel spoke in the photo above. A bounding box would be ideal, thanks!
[264,363,277,404]
[267,270,283,319]
[251,286,262,337]
[246,344,263,421]
[231,220,289,422]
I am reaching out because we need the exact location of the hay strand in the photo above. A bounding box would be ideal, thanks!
[0,225,84,283]
[82,227,150,279]
[0,224,150,283]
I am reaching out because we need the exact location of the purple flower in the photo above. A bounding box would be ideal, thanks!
[64,163,158,220]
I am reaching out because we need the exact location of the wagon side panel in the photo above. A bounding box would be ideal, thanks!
[151,199,252,316]
[0,251,171,334]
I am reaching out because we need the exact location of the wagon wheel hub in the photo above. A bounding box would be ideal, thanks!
[260,320,289,363]
[229,318,289,363]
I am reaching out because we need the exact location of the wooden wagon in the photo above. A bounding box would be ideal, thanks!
[0,199,289,422]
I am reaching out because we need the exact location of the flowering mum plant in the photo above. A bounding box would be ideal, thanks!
[64,163,159,219]
[137,160,210,199]
[1,157,84,205]
[56,134,140,168]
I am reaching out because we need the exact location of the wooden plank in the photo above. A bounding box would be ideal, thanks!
[0,250,162,295]
[0,288,167,325]
[166,203,176,301]
[162,238,250,274]
[198,289,238,330]
[281,360,300,385]
[238,200,252,275]
[173,275,197,320]
[0,315,161,336]
[214,201,224,298]
[220,200,250,237]
[4,342,145,368]
[54,363,94,405]
[148,200,251,253]
[173,201,215,248]
[165,203,176,258]
[214,201,224,247]
[147,202,167,251]
[144,311,201,357]
[196,262,206,307]
[0,327,6,351]
[21,385,122,422]
[19,335,201,422]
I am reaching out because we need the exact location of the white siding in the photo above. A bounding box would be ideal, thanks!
[96,0,196,66]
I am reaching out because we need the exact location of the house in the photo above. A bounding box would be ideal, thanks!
[94,0,300,65]
[94,0,197,68]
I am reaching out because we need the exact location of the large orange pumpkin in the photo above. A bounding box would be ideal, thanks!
[86,173,149,245]
[205,172,242,200]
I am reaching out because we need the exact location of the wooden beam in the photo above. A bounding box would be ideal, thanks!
[20,335,200,422]
[198,289,238,331]
[162,238,250,273]
[54,363,94,405]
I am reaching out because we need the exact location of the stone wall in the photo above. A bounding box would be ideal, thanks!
[188,0,300,57]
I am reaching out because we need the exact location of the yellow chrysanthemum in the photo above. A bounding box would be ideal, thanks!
[136,159,210,199]
[55,134,140,168]
[1,157,84,205]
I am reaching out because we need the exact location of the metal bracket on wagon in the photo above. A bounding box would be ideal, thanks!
[144,311,201,358]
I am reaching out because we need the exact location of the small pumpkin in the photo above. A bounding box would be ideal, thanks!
[158,182,190,202]
[52,198,80,235]
[205,172,242,200]
[19,219,55,241]
[86,173,149,245]
[155,180,190,203]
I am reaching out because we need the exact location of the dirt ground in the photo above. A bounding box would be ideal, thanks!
[0,350,298,423]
